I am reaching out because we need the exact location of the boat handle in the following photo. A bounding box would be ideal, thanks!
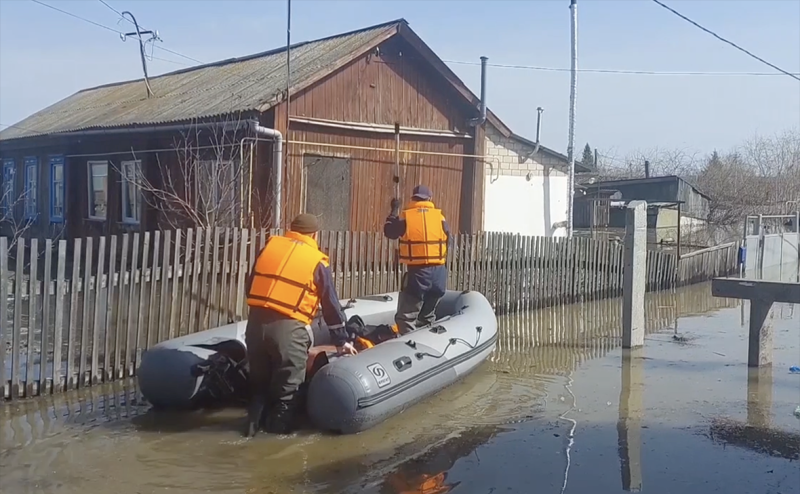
[393,356,412,372]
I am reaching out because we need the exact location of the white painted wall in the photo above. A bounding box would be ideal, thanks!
[483,124,570,237]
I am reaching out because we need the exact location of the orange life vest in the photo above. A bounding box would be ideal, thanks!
[246,231,327,325]
[398,200,448,266]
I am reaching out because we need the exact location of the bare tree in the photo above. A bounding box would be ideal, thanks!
[113,115,276,232]
[591,128,800,226]
[594,146,703,181]
[0,178,35,252]
[696,129,800,226]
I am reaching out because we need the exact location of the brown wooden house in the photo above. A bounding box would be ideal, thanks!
[0,18,517,242]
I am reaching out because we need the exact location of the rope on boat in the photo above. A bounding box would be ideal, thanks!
[413,326,483,360]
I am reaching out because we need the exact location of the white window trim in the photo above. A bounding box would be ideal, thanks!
[121,159,142,224]
[24,158,38,220]
[87,160,108,220]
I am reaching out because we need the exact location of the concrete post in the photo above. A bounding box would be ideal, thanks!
[622,201,647,349]
[748,300,773,367]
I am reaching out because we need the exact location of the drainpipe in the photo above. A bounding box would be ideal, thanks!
[469,56,488,126]
[522,107,543,164]
[250,121,283,229]
[532,107,543,155]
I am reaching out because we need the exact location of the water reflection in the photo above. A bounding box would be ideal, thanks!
[376,426,498,494]
[746,367,773,429]
[617,349,644,492]
[707,366,800,462]
[301,425,501,494]
[5,281,789,494]
[494,282,739,378]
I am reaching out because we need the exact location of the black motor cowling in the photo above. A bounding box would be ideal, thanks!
[190,351,249,406]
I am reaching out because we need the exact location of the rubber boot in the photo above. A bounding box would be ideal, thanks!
[264,398,298,435]
[244,395,267,438]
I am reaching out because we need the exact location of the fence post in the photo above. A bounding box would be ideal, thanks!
[623,201,647,349]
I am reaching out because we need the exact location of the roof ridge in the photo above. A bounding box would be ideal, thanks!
[77,18,408,95]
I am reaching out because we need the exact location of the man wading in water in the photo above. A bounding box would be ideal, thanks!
[244,214,357,437]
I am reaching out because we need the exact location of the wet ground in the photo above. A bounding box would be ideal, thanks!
[1,282,799,494]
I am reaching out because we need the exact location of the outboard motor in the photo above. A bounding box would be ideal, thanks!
[190,351,249,405]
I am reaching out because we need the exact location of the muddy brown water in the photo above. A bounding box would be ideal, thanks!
[2,283,799,494]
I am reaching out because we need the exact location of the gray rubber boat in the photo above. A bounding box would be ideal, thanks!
[307,289,497,434]
[137,289,497,434]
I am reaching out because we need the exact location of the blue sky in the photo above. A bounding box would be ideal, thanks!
[1,0,798,159]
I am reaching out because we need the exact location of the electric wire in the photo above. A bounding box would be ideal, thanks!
[651,0,800,82]
[444,59,799,77]
[96,0,203,64]
[29,0,200,66]
[29,0,799,78]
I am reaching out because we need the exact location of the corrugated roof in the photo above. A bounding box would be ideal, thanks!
[0,19,403,141]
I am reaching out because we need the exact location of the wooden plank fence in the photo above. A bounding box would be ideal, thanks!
[1,229,741,400]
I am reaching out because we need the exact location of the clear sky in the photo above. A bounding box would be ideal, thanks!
[1,0,798,159]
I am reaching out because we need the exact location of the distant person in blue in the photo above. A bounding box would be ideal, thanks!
[383,185,452,334]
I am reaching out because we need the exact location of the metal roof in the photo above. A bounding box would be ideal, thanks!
[0,20,403,141]
[584,175,711,200]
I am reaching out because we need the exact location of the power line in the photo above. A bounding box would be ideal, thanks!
[152,55,189,66]
[96,0,203,64]
[651,0,800,82]
[28,0,200,66]
[98,0,124,19]
[442,59,800,77]
[25,0,800,79]
[154,45,202,64]
[31,0,120,35]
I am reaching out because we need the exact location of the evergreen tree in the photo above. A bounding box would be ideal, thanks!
[581,143,594,168]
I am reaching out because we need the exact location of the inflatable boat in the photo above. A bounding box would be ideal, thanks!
[137,289,497,434]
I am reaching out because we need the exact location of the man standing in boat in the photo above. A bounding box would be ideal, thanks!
[244,213,357,437]
[384,185,452,335]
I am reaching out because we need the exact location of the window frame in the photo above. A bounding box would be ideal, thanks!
[120,159,142,224]
[49,155,65,223]
[23,156,38,220]
[87,160,109,221]
[1,158,15,216]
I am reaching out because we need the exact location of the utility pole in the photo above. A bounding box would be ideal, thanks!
[120,11,159,98]
[566,0,579,237]
[285,0,292,174]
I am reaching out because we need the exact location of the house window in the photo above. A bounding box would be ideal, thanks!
[50,156,65,222]
[24,156,38,220]
[87,160,108,220]
[121,159,142,224]
[195,159,240,226]
[1,158,14,216]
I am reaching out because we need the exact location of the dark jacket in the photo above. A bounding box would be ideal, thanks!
[246,254,348,346]
[383,213,451,298]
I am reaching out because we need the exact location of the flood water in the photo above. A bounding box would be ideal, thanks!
[2,282,799,494]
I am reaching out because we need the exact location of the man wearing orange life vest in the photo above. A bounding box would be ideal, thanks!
[384,185,452,335]
[243,213,357,437]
